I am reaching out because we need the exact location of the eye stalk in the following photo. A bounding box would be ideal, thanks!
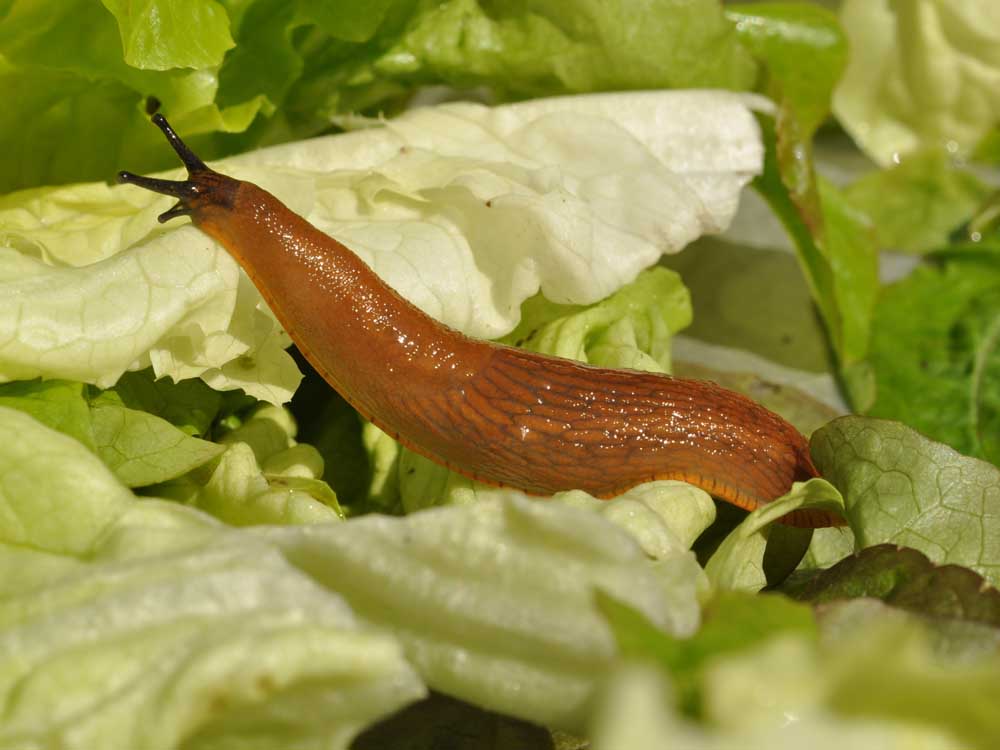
[117,114,229,224]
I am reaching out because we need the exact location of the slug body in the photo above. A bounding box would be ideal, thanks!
[119,115,836,527]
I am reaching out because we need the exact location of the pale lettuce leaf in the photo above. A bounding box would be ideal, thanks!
[834,0,1000,165]
[501,266,691,373]
[0,408,420,747]
[595,597,997,749]
[702,619,998,748]
[0,504,425,750]
[263,492,703,731]
[153,404,343,525]
[591,663,966,750]
[0,91,764,400]
[704,479,846,592]
[0,406,130,554]
[187,442,343,526]
[1,410,707,741]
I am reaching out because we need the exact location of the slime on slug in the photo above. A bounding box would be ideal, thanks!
[117,114,841,528]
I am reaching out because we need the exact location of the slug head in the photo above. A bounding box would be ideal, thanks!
[117,114,238,224]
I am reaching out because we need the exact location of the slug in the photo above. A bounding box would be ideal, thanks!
[118,114,840,528]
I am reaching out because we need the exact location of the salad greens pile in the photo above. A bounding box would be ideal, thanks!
[1,0,999,747]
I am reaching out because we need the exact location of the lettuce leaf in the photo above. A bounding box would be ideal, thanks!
[152,403,344,525]
[1,409,709,740]
[0,408,424,749]
[752,116,879,409]
[844,150,991,254]
[0,406,131,554]
[100,368,223,436]
[703,479,846,592]
[0,91,763,401]
[834,0,1000,166]
[598,589,817,716]
[263,492,703,731]
[500,266,691,371]
[0,0,759,193]
[0,0,266,194]
[662,237,835,375]
[89,400,224,487]
[789,544,1000,630]
[728,2,847,141]
[0,378,95,450]
[353,0,756,98]
[595,600,997,749]
[811,416,1000,586]
[864,249,1000,465]
[101,0,235,71]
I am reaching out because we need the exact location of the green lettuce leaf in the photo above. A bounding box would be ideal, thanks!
[833,0,1000,166]
[844,150,992,254]
[99,368,223,437]
[724,4,877,404]
[662,238,836,376]
[0,0,267,193]
[0,0,761,193]
[789,544,1000,630]
[752,116,879,408]
[361,0,756,97]
[0,378,95,450]
[728,2,847,141]
[501,266,691,372]
[864,249,1000,464]
[89,400,224,488]
[811,416,1000,586]
[101,0,235,70]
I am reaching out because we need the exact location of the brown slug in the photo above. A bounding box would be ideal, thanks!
[118,114,841,528]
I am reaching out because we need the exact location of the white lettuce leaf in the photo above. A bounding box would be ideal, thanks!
[1,409,704,739]
[0,91,764,401]
[261,492,703,731]
[0,408,423,749]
